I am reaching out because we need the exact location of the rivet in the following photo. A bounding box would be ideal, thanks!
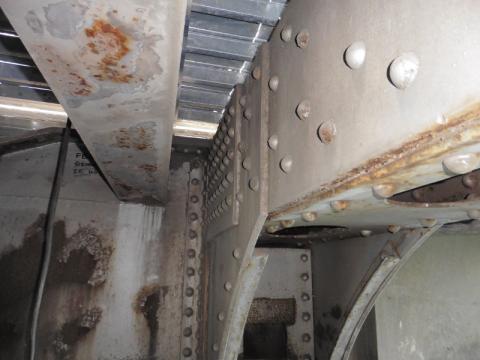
[296,100,311,120]
[238,142,247,153]
[267,223,280,234]
[300,254,308,262]
[184,307,194,317]
[183,327,192,337]
[214,138,220,146]
[420,218,437,228]
[388,52,420,89]
[462,173,478,189]
[344,41,366,69]
[280,155,293,173]
[269,76,279,91]
[186,267,195,276]
[236,192,244,203]
[301,292,310,301]
[190,195,199,203]
[301,273,309,281]
[187,249,196,258]
[243,108,253,120]
[467,209,480,219]
[302,312,311,321]
[249,177,259,191]
[228,127,235,138]
[226,171,234,183]
[226,195,233,207]
[268,135,279,150]
[212,343,219,352]
[372,183,397,199]
[220,123,227,132]
[224,114,231,124]
[185,287,194,297]
[302,333,311,342]
[443,153,479,175]
[232,248,241,259]
[188,229,197,238]
[330,200,349,212]
[252,66,261,80]
[224,281,232,292]
[191,178,200,186]
[228,105,235,116]
[223,136,231,145]
[360,230,372,237]
[280,25,293,42]
[301,211,317,222]
[183,347,192,357]
[217,312,225,321]
[281,219,295,228]
[242,156,251,170]
[387,225,401,234]
[317,121,337,144]
[239,95,247,107]
[222,157,230,166]
[295,30,310,49]
[227,150,234,160]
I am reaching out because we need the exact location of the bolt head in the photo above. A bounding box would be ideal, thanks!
[252,66,261,80]
[344,41,366,69]
[232,248,241,259]
[280,25,293,42]
[301,211,317,222]
[249,177,259,191]
[269,75,279,91]
[280,155,293,173]
[281,219,295,228]
[296,100,311,120]
[372,183,397,199]
[330,200,349,212]
[317,121,337,144]
[243,108,253,120]
[268,135,279,150]
[296,30,310,49]
[443,153,479,175]
[389,52,420,89]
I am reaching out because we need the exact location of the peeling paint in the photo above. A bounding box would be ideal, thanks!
[44,0,87,39]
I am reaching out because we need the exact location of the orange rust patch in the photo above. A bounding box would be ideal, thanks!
[84,19,133,83]
[68,72,92,96]
[269,101,480,219]
[113,125,155,151]
[139,164,158,172]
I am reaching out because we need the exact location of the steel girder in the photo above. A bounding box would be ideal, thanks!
[2,0,187,203]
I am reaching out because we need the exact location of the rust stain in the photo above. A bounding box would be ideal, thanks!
[269,101,480,219]
[84,19,133,83]
[113,125,155,151]
[139,164,158,172]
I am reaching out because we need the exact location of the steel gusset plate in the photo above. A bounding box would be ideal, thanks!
[265,0,480,232]
[2,0,187,204]
[311,227,439,360]
[206,44,269,359]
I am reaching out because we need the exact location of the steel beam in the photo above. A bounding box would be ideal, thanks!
[2,0,187,203]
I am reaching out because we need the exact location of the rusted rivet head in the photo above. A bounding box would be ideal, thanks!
[281,219,295,228]
[243,108,253,120]
[301,273,310,281]
[443,153,479,175]
[249,177,259,191]
[302,333,312,343]
[420,218,437,228]
[387,225,401,234]
[232,248,241,259]
[269,75,279,91]
[183,327,192,337]
[242,156,251,171]
[317,121,337,144]
[239,95,247,107]
[300,254,308,262]
[280,25,293,42]
[185,287,194,297]
[228,105,235,116]
[372,183,397,199]
[360,230,372,237]
[212,343,219,352]
[330,200,349,212]
[217,312,225,321]
[296,30,310,49]
[268,135,279,151]
[302,211,317,222]
[344,41,366,69]
[252,66,261,80]
[388,52,420,89]
[301,292,310,301]
[224,281,233,292]
[302,312,311,321]
[280,155,293,173]
[267,223,280,234]
[296,100,311,120]
[183,347,192,357]
[226,171,234,183]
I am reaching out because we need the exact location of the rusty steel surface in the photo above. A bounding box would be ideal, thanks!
[261,0,480,232]
[0,141,198,359]
[206,45,269,359]
[2,0,187,204]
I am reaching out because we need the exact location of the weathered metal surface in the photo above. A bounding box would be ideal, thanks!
[0,141,197,359]
[311,227,438,360]
[252,248,315,359]
[375,231,480,360]
[263,0,480,231]
[2,0,188,203]
[206,44,269,359]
